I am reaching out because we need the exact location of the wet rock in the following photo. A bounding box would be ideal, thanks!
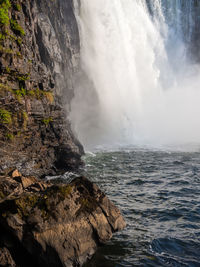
[0,173,126,267]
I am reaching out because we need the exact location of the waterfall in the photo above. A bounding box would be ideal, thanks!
[70,0,200,150]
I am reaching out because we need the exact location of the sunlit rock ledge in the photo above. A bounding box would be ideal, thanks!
[0,170,126,267]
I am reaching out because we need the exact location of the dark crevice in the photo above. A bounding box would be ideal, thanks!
[0,224,37,267]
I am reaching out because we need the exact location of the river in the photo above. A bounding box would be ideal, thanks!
[82,148,200,266]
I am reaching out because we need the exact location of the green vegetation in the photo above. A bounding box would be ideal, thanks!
[5,132,14,140]
[22,111,28,130]
[34,89,54,103]
[79,197,97,213]
[1,185,74,221]
[0,82,11,91]
[17,73,30,82]
[27,90,35,97]
[5,66,10,73]
[16,194,39,218]
[10,19,25,36]
[59,185,72,199]
[15,193,51,220]
[13,87,26,97]
[0,0,11,25]
[8,33,16,41]
[0,0,24,47]
[0,31,22,47]
[42,117,53,126]
[16,37,22,45]
[35,87,41,99]
[0,109,12,124]
[0,32,6,40]
[16,51,21,57]
[13,3,21,11]
[11,74,30,100]
[0,190,5,199]
[20,88,54,104]
[0,44,14,54]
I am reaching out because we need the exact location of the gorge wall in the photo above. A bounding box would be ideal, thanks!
[0,0,83,177]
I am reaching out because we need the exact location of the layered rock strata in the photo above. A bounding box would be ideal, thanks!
[0,0,83,177]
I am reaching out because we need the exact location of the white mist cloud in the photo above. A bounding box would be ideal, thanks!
[70,0,200,151]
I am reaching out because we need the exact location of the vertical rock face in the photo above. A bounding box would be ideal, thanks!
[0,0,83,177]
[35,0,80,105]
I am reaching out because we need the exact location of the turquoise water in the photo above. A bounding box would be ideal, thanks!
[81,149,200,267]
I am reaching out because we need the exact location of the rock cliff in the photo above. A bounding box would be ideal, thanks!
[0,0,83,177]
[0,1,126,266]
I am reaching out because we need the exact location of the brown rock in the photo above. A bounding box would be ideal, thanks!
[11,170,21,178]
[20,176,38,189]
[0,247,16,267]
[0,176,126,267]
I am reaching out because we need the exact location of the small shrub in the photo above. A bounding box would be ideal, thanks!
[35,87,41,99]
[14,87,26,97]
[10,19,25,36]
[16,51,21,57]
[16,37,22,45]
[5,132,14,140]
[0,108,12,124]
[0,32,6,40]
[17,73,30,82]
[0,45,13,54]
[0,0,11,25]
[12,87,27,103]
[27,90,35,97]
[0,9,9,25]
[5,66,10,73]
[22,111,28,130]
[23,111,28,120]
[0,82,11,91]
[16,194,39,218]
[8,33,16,41]
[13,3,21,11]
[42,117,53,126]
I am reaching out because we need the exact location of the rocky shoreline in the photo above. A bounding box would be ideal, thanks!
[0,170,126,266]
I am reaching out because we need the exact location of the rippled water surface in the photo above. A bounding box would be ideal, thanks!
[81,149,200,267]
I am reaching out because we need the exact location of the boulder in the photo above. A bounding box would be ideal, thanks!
[0,173,126,266]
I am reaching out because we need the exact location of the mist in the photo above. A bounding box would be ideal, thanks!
[70,0,200,151]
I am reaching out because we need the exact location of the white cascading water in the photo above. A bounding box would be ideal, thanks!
[70,0,200,150]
